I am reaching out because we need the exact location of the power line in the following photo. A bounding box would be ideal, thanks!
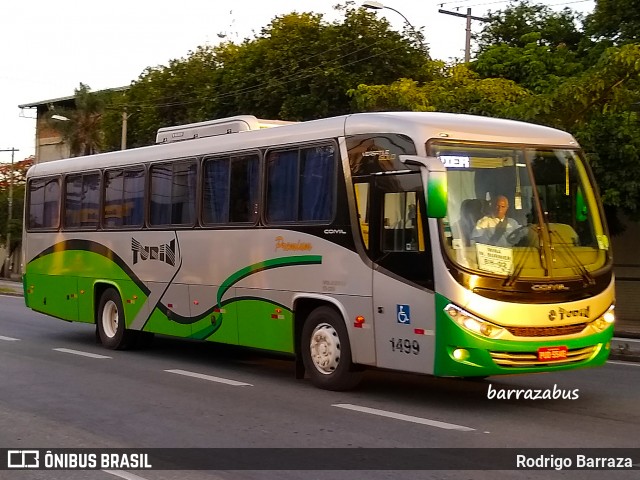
[437,0,596,9]
[442,0,593,9]
[119,33,392,109]
[121,38,415,111]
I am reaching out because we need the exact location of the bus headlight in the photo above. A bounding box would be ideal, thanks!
[444,303,504,338]
[591,305,615,333]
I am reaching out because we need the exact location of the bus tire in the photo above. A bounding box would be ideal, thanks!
[301,306,362,391]
[97,288,134,350]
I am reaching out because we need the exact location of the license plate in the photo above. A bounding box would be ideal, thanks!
[538,346,568,361]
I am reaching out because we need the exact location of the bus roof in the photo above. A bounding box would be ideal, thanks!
[27,112,579,178]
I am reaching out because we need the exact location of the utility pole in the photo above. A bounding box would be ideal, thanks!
[438,8,489,63]
[121,109,132,150]
[0,148,18,278]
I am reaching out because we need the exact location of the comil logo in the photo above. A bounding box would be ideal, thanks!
[532,283,569,291]
[7,450,39,468]
[131,238,176,266]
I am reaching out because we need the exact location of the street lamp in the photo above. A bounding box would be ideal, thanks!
[51,114,70,122]
[362,1,425,51]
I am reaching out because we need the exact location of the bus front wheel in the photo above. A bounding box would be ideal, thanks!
[301,306,362,391]
[97,288,134,350]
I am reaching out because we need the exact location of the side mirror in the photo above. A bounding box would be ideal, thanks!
[400,155,447,218]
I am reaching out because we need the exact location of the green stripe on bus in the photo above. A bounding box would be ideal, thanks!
[216,255,322,307]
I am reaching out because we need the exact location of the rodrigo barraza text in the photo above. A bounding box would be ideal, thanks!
[516,454,633,470]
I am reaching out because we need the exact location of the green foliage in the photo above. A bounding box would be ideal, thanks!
[103,4,429,147]
[577,112,640,223]
[528,44,640,130]
[473,1,588,92]
[117,46,221,148]
[473,36,585,92]
[585,0,640,44]
[349,64,531,118]
[476,0,584,51]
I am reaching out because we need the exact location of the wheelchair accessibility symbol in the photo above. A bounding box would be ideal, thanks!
[397,304,411,324]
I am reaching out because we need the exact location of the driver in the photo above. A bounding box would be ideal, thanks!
[471,195,521,247]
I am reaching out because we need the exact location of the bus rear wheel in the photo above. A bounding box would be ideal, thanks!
[97,288,135,350]
[301,306,362,391]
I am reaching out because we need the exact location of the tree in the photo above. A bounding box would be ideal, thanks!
[473,1,587,91]
[476,0,584,51]
[585,0,640,44]
[106,3,430,147]
[348,64,531,118]
[47,83,110,156]
[0,156,34,253]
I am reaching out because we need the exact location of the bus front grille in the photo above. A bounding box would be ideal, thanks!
[489,345,598,367]
[505,323,587,337]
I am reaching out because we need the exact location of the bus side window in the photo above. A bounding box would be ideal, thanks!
[266,145,335,224]
[28,178,60,230]
[150,160,197,226]
[65,172,99,229]
[104,167,145,229]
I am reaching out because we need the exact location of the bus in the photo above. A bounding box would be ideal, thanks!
[22,112,615,390]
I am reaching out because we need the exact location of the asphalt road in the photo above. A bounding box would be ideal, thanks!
[1,294,639,480]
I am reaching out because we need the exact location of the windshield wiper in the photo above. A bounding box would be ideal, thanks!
[548,228,596,286]
[502,224,544,288]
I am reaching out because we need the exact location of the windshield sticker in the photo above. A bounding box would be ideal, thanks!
[596,234,609,250]
[362,150,395,161]
[475,243,513,275]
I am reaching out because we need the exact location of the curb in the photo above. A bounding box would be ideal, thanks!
[610,337,640,363]
[609,353,640,362]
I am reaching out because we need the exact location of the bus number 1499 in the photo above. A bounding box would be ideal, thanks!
[390,338,420,355]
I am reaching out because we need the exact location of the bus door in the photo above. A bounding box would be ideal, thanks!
[369,173,436,374]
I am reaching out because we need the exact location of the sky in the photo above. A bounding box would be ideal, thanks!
[0,0,596,163]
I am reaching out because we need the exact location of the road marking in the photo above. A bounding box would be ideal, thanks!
[607,360,640,367]
[333,403,475,431]
[104,470,150,480]
[165,369,253,386]
[53,348,112,359]
[0,335,20,341]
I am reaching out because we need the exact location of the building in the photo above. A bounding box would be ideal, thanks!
[18,86,127,164]
[19,93,75,163]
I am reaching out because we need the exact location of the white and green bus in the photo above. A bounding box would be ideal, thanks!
[23,112,615,390]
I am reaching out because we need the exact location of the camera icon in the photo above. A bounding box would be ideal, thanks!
[7,450,40,469]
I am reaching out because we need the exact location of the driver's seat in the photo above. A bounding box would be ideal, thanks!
[458,199,483,246]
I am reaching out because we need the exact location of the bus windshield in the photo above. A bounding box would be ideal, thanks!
[433,143,610,280]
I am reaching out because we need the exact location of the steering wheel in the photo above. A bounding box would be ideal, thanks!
[506,225,531,246]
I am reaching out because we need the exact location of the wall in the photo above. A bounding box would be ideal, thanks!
[612,216,640,324]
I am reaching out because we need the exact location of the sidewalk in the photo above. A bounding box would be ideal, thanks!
[2,278,638,361]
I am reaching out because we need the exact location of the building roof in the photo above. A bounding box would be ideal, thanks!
[18,86,129,109]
